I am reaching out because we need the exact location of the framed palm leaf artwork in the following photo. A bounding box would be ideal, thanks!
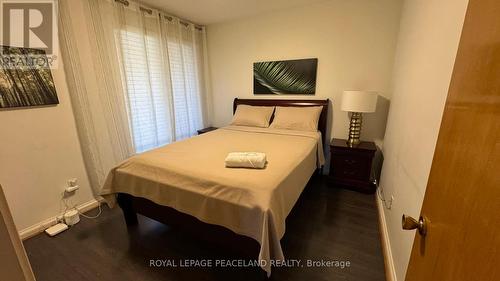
[253,58,318,95]
[0,46,59,109]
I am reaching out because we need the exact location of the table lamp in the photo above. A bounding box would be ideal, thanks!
[341,91,378,147]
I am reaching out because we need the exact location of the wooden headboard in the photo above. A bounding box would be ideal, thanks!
[233,98,330,144]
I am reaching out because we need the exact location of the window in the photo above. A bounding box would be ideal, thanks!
[119,21,205,153]
[120,29,171,153]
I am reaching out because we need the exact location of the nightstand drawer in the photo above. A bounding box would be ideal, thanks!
[331,155,371,181]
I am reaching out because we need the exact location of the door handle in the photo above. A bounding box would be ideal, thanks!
[402,214,428,236]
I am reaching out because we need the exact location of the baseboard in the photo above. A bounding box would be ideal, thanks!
[376,196,397,281]
[19,197,103,240]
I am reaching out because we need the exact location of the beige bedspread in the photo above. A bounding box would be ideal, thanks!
[101,125,324,275]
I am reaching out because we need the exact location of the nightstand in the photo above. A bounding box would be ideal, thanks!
[197,127,218,135]
[328,138,377,193]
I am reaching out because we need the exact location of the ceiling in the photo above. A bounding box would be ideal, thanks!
[139,0,327,25]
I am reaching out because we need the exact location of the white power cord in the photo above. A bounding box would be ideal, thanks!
[374,179,393,209]
[57,191,74,224]
[80,202,102,219]
[59,191,102,221]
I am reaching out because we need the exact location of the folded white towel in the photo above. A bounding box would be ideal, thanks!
[225,152,267,169]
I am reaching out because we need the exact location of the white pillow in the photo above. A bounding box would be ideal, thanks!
[270,106,323,131]
[230,105,275,128]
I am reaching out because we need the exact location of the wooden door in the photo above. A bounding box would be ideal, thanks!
[404,0,500,280]
[0,185,36,281]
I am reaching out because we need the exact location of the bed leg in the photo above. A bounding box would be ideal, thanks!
[117,193,138,226]
[317,167,324,175]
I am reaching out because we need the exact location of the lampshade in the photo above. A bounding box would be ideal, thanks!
[341,91,378,113]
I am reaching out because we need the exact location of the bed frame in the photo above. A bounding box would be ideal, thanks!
[117,98,330,258]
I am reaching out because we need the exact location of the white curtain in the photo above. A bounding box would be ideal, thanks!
[89,0,208,152]
[58,0,209,191]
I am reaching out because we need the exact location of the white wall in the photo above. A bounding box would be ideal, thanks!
[0,54,95,231]
[206,0,403,147]
[378,0,469,280]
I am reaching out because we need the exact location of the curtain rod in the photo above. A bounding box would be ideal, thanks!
[139,6,152,15]
[114,0,204,30]
[114,0,129,6]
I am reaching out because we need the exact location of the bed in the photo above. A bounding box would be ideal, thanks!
[101,98,329,276]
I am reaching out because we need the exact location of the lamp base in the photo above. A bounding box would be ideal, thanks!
[346,112,362,147]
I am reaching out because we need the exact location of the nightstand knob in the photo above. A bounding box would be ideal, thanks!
[344,159,357,165]
[342,170,356,176]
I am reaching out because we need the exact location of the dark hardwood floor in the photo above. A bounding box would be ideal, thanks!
[23,177,385,281]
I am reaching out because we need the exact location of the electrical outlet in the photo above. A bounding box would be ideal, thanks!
[65,178,79,193]
[65,185,79,193]
[67,178,78,187]
[388,195,394,209]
